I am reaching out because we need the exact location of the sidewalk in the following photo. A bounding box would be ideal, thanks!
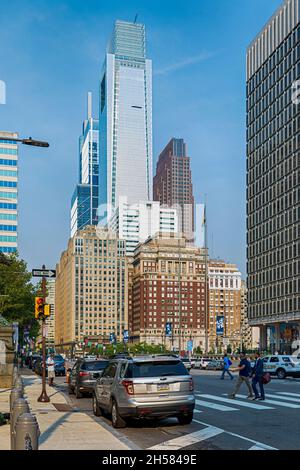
[1,371,131,450]
[0,387,10,450]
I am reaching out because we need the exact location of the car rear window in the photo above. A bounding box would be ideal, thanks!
[81,361,109,371]
[125,360,189,378]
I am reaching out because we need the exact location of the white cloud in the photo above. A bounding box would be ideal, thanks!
[154,51,217,75]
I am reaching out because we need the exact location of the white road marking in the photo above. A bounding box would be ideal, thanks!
[249,445,270,450]
[265,393,300,403]
[148,425,224,450]
[195,398,238,412]
[194,409,203,413]
[200,394,273,410]
[276,392,300,398]
[234,394,300,409]
[192,419,277,450]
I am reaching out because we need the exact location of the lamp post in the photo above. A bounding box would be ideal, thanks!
[0,136,49,147]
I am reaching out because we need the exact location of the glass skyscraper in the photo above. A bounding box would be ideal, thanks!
[0,131,18,254]
[99,20,153,222]
[246,0,300,353]
[71,93,99,237]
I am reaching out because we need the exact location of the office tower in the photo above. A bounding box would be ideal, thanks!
[0,132,18,254]
[55,226,128,349]
[108,198,178,256]
[208,260,242,353]
[131,234,207,350]
[99,20,152,221]
[247,0,300,353]
[45,279,56,348]
[71,93,99,237]
[154,138,195,244]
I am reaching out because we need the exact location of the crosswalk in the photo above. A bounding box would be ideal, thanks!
[194,391,300,413]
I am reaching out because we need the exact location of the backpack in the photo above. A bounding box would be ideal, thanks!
[228,359,232,366]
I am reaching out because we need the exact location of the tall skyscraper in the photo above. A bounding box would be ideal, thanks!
[153,138,195,244]
[246,0,300,353]
[0,132,18,254]
[71,93,99,237]
[99,20,153,222]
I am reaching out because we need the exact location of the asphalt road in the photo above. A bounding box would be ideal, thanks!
[53,370,300,450]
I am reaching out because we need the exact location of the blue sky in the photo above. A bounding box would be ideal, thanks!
[0,0,282,277]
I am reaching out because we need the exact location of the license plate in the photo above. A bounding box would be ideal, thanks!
[157,383,170,392]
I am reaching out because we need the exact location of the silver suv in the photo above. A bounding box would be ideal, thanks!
[92,355,195,428]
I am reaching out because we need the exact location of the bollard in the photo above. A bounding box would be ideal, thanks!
[14,413,40,450]
[10,398,30,450]
[14,376,24,392]
[9,388,23,413]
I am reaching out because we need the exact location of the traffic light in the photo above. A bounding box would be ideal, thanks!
[44,305,50,317]
[35,297,44,319]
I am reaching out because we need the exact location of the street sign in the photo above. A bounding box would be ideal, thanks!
[123,330,129,343]
[187,340,193,352]
[166,322,172,337]
[216,316,225,336]
[32,269,56,278]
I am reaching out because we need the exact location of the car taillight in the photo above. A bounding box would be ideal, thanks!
[189,377,194,391]
[121,379,134,395]
[79,371,89,377]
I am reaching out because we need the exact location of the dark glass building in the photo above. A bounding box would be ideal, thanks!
[246,0,300,353]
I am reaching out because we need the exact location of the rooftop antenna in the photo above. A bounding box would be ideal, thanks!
[134,13,138,24]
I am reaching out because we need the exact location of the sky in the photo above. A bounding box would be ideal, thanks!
[0,0,283,278]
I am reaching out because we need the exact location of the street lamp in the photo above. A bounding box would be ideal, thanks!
[0,136,49,147]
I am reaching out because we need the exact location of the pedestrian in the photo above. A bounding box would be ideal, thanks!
[228,352,254,399]
[251,352,265,401]
[46,353,55,387]
[220,353,234,380]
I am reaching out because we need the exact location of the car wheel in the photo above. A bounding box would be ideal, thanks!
[178,412,193,425]
[111,400,126,428]
[92,394,102,417]
[75,385,83,398]
[276,368,286,380]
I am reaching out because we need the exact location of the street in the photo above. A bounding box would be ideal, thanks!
[53,370,300,451]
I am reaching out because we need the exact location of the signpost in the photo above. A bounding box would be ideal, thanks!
[33,265,56,403]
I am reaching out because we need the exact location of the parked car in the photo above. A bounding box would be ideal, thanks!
[263,355,300,379]
[206,359,224,371]
[28,354,41,370]
[92,355,195,428]
[34,354,66,377]
[181,358,192,371]
[194,357,211,369]
[68,359,109,398]
[85,355,97,360]
[190,358,197,368]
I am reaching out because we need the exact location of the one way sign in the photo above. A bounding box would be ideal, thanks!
[32,269,56,278]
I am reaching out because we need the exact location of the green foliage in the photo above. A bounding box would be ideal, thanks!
[0,252,38,340]
[194,346,203,355]
[227,344,232,354]
[84,342,170,357]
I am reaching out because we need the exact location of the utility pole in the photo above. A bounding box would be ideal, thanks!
[178,236,182,355]
[37,266,50,403]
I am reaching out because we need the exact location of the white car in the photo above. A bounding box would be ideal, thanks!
[263,355,300,379]
[194,357,211,370]
[181,358,192,371]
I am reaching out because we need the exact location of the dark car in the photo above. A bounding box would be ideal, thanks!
[206,359,224,371]
[34,354,66,376]
[68,359,109,398]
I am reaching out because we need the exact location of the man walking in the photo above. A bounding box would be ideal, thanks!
[220,353,234,380]
[229,352,254,399]
[46,353,55,387]
[251,352,265,400]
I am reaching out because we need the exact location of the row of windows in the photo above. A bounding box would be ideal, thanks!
[0,159,17,166]
[0,192,17,199]
[0,169,17,177]
[0,246,17,253]
[248,297,300,318]
[0,213,17,220]
[248,259,300,285]
[0,181,17,188]
[0,203,17,210]
[0,225,17,231]
[0,235,17,242]
[0,148,17,155]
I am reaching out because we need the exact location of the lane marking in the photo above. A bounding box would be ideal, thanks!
[234,394,300,409]
[275,392,300,398]
[148,425,224,450]
[194,409,203,413]
[195,398,238,412]
[192,419,277,451]
[249,445,269,450]
[200,394,273,410]
[265,393,300,403]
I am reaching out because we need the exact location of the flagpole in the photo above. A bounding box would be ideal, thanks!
[204,203,209,355]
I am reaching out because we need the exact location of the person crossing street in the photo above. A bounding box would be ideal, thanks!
[220,353,234,380]
[229,352,254,399]
[251,352,265,400]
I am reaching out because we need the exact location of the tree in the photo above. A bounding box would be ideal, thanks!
[0,252,38,340]
[227,344,232,354]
